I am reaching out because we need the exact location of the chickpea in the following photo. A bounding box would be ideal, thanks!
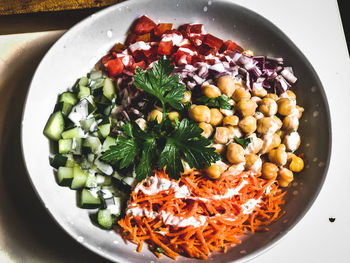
[226,142,245,164]
[223,115,239,126]
[211,143,225,154]
[245,154,259,170]
[285,90,296,99]
[232,87,251,102]
[213,127,230,144]
[261,162,278,180]
[198,122,213,138]
[272,115,283,129]
[209,108,223,126]
[254,111,264,120]
[220,108,235,117]
[189,105,211,123]
[252,84,268,98]
[148,109,163,123]
[268,144,288,166]
[296,105,304,119]
[227,126,243,139]
[257,117,280,135]
[251,96,262,105]
[289,155,304,172]
[276,129,286,138]
[242,49,254,56]
[277,98,296,116]
[239,116,257,134]
[283,115,299,131]
[259,98,278,117]
[228,163,245,174]
[283,131,301,152]
[168,111,180,121]
[217,75,236,97]
[181,90,191,103]
[202,84,222,98]
[237,99,257,117]
[260,133,281,154]
[264,93,279,101]
[278,168,294,187]
[135,118,147,131]
[205,161,228,179]
[245,135,263,154]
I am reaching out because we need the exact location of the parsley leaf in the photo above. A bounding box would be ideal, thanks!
[159,119,220,179]
[234,137,251,148]
[133,56,186,112]
[197,95,232,110]
[135,137,157,182]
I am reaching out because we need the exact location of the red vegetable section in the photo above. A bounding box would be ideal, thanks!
[99,15,243,78]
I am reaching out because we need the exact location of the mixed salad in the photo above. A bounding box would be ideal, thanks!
[43,15,305,259]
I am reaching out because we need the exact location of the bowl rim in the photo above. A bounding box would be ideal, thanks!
[20,0,332,262]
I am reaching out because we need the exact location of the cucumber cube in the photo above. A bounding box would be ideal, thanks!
[97,209,113,229]
[78,86,91,100]
[43,111,65,141]
[50,154,68,169]
[98,123,111,138]
[79,76,89,86]
[71,166,88,189]
[80,188,101,208]
[57,166,74,186]
[58,139,72,154]
[54,101,73,116]
[59,92,77,106]
[102,136,117,152]
[61,127,81,139]
[103,78,116,101]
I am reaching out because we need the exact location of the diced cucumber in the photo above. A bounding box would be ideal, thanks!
[102,136,117,152]
[83,136,101,154]
[79,76,89,86]
[71,166,88,189]
[87,153,95,163]
[68,99,96,125]
[54,101,73,116]
[103,78,116,101]
[50,154,68,169]
[61,127,82,139]
[57,166,74,186]
[112,171,123,181]
[98,123,111,138]
[65,154,76,168]
[78,86,91,100]
[85,172,97,188]
[80,118,96,132]
[96,174,112,186]
[80,188,101,208]
[95,158,113,175]
[58,139,72,154]
[123,177,137,188]
[97,209,113,229]
[43,111,65,141]
[59,92,77,106]
[71,137,82,155]
[89,70,103,80]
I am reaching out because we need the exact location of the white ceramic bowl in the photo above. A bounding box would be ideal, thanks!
[21,0,331,262]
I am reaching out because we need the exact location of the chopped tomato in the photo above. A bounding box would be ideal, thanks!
[188,24,204,34]
[136,33,151,42]
[154,23,173,36]
[125,33,138,45]
[133,15,157,35]
[197,44,216,56]
[109,42,126,53]
[175,50,192,65]
[191,54,205,64]
[220,40,244,53]
[203,34,224,50]
[158,41,173,55]
[131,61,147,71]
[107,58,124,77]
[101,54,114,66]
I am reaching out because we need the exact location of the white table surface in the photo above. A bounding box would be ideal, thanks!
[0,0,349,262]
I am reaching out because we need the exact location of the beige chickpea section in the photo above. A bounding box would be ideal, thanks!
[226,142,245,164]
[239,116,257,134]
[283,131,301,152]
[268,144,288,166]
[257,117,280,134]
[237,99,257,117]
[217,75,236,97]
[181,90,191,103]
[261,162,278,180]
[227,126,243,139]
[232,87,251,102]
[252,83,268,98]
[198,122,213,138]
[277,98,296,116]
[223,115,239,126]
[213,127,230,144]
[265,93,279,101]
[189,105,211,123]
[278,168,294,187]
[148,109,163,124]
[282,115,299,131]
[204,161,228,179]
[209,108,223,126]
[211,143,226,154]
[202,84,222,98]
[245,154,259,170]
[259,98,278,116]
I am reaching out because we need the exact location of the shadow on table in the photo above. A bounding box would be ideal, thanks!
[0,32,111,263]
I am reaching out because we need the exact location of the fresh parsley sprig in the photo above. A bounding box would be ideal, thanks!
[196,94,232,110]
[101,57,220,182]
[234,137,251,148]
